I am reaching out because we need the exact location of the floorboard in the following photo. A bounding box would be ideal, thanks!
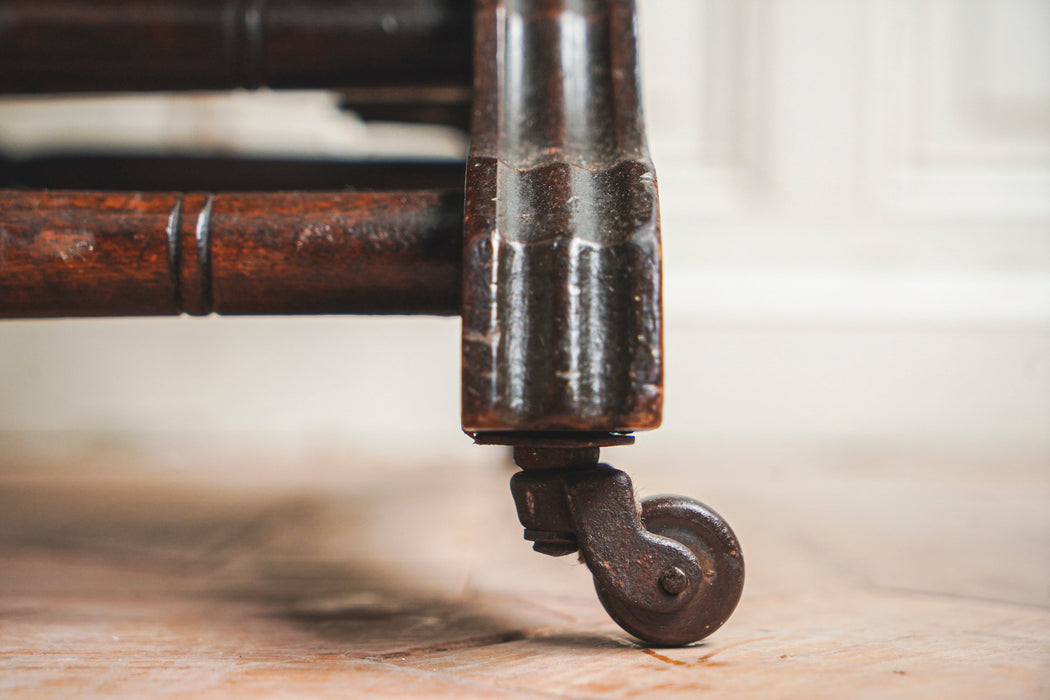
[1,440,1047,698]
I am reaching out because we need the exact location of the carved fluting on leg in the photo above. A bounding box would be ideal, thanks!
[462,0,663,434]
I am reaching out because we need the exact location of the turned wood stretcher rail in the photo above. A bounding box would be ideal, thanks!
[0,189,463,317]
[0,0,472,93]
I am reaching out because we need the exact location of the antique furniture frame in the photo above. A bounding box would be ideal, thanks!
[0,0,742,646]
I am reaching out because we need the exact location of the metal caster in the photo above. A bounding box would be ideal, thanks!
[485,434,744,647]
[594,495,744,646]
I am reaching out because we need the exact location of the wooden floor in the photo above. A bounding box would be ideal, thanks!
[1,439,1047,698]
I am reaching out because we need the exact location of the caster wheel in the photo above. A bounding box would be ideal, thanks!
[594,495,745,647]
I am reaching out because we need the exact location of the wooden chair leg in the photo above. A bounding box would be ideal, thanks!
[460,0,743,646]
[0,0,744,647]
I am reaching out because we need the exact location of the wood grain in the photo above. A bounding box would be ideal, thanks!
[0,439,1046,698]
[0,189,463,317]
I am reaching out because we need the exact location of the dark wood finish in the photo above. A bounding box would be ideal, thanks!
[0,156,466,193]
[0,0,472,94]
[0,189,462,317]
[338,85,473,129]
[460,0,663,434]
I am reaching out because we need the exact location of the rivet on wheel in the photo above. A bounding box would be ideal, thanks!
[658,566,689,596]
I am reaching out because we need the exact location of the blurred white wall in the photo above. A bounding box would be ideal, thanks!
[1,0,1048,462]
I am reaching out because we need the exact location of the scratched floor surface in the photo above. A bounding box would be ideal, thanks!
[0,439,1047,698]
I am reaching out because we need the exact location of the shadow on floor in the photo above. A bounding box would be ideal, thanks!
[0,464,584,656]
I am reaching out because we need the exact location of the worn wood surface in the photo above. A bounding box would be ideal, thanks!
[1,439,1046,698]
[0,189,462,317]
[0,0,472,93]
[461,0,663,434]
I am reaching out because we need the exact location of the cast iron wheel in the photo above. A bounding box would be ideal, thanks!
[594,495,745,647]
